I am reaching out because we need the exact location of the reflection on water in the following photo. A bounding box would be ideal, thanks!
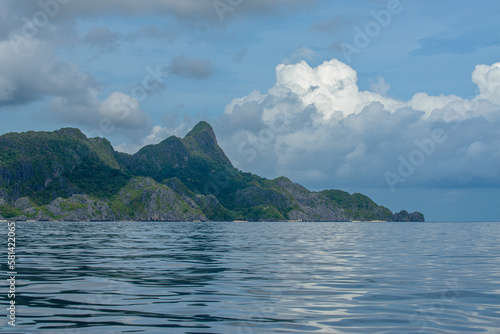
[1,221,500,333]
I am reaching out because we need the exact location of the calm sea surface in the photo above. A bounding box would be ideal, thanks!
[1,221,500,334]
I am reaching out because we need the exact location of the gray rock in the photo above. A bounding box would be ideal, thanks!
[271,177,347,221]
[114,177,207,221]
[47,195,116,221]
[14,197,37,214]
[35,211,51,221]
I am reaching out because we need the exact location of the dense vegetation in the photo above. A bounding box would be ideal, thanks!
[0,122,424,222]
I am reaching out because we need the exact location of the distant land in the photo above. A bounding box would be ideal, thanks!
[0,122,424,222]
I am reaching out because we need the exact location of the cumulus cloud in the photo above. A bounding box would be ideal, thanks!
[0,39,94,107]
[51,91,150,131]
[224,59,403,121]
[0,39,149,136]
[214,59,500,190]
[168,55,214,80]
[370,76,390,95]
[472,63,500,105]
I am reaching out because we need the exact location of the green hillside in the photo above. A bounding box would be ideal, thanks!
[0,122,424,222]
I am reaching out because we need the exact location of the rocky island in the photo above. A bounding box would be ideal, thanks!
[0,122,424,222]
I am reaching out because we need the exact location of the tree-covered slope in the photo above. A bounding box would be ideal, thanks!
[0,128,130,205]
[0,122,424,222]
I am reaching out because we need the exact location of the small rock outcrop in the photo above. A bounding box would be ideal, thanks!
[112,177,207,221]
[393,210,425,222]
[46,195,116,221]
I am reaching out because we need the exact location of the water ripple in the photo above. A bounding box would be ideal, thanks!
[1,221,499,333]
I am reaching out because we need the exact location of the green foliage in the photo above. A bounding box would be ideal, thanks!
[59,201,87,212]
[0,128,128,205]
[184,121,213,137]
[86,137,121,169]
[108,179,151,217]
[38,206,57,220]
[320,189,394,221]
[0,122,423,222]
[0,205,24,219]
[321,190,376,210]
[243,205,284,221]
[65,158,131,199]
[0,147,21,169]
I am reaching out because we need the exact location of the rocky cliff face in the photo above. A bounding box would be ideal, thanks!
[269,177,348,222]
[0,122,425,222]
[111,177,207,222]
[46,195,116,221]
[7,195,115,221]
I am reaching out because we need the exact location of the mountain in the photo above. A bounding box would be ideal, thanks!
[0,122,424,222]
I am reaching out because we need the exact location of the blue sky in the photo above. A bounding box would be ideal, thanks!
[1,0,500,221]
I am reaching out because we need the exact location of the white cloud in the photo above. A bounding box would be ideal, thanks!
[114,112,201,154]
[472,63,500,105]
[115,125,173,154]
[215,59,500,190]
[51,91,150,131]
[0,39,150,135]
[268,59,405,121]
[0,39,93,107]
[370,76,390,95]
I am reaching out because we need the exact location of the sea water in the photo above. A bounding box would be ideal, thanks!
[1,221,499,333]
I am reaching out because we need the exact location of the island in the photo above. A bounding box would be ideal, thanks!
[0,122,424,222]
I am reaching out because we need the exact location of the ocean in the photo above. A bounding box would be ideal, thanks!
[1,221,500,333]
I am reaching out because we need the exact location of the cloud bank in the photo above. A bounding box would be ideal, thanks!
[5,0,317,26]
[0,39,150,135]
[214,59,500,191]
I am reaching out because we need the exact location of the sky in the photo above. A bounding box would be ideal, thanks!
[1,0,500,221]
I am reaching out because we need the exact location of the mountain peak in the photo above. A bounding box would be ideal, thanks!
[183,121,232,167]
[185,121,214,139]
[54,127,87,139]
